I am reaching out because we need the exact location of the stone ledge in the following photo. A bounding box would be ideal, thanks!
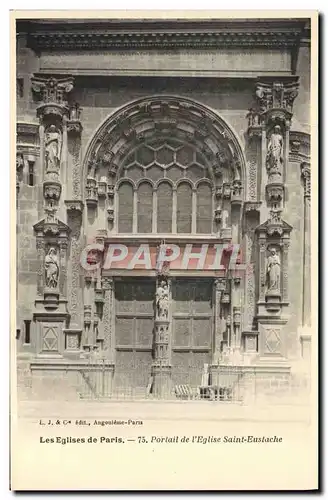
[218,362,291,374]
[30,358,115,371]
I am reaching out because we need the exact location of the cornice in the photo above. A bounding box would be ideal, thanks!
[17,19,308,51]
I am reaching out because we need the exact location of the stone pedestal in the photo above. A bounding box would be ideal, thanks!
[258,321,287,360]
[152,317,171,397]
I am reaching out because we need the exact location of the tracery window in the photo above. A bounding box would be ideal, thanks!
[117,139,213,234]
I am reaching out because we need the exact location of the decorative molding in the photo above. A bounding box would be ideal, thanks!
[20,19,307,51]
[83,96,247,191]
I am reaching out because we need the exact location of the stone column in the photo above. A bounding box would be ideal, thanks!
[151,277,171,398]
[35,238,45,297]
[107,169,116,233]
[59,239,68,297]
[31,75,74,308]
[242,203,261,330]
[300,162,311,360]
[258,238,267,303]
[301,163,311,327]
[231,278,242,348]
[67,105,83,200]
[281,239,290,303]
[64,203,84,353]
[213,278,225,361]
[101,277,114,360]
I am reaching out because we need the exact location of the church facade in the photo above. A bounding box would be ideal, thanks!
[16,17,312,401]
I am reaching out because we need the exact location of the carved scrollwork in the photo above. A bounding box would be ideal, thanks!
[32,75,74,106]
[301,162,311,199]
[255,80,299,114]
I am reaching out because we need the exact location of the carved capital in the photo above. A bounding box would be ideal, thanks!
[65,200,84,213]
[231,179,242,202]
[32,74,74,121]
[102,277,113,291]
[85,178,98,208]
[43,180,62,201]
[215,278,226,292]
[67,121,83,135]
[243,201,262,214]
[255,80,299,115]
[32,75,74,105]
[266,183,284,203]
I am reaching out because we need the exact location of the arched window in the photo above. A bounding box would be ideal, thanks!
[196,182,213,234]
[177,182,192,234]
[157,182,173,233]
[117,140,212,234]
[118,182,134,233]
[137,182,153,233]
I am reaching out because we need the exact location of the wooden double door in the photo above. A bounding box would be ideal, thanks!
[114,278,213,393]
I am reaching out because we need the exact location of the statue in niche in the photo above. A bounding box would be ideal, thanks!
[266,125,283,180]
[156,280,169,320]
[45,247,59,289]
[45,125,62,173]
[266,247,281,294]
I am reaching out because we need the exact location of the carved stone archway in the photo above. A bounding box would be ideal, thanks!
[82,96,247,235]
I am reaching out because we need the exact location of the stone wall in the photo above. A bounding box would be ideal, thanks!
[15,26,312,396]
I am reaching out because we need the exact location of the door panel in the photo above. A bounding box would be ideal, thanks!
[114,279,155,394]
[171,279,213,387]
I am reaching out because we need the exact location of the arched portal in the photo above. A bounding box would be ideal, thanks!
[83,96,246,237]
[82,96,248,398]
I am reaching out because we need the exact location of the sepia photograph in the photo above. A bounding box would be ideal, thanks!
[11,10,318,491]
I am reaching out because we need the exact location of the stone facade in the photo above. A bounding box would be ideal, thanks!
[16,18,312,401]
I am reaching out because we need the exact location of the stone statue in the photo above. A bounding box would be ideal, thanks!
[45,125,62,173]
[45,247,59,289]
[266,247,281,294]
[266,125,283,179]
[156,280,169,320]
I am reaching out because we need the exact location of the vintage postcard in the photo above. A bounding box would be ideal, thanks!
[11,10,318,491]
